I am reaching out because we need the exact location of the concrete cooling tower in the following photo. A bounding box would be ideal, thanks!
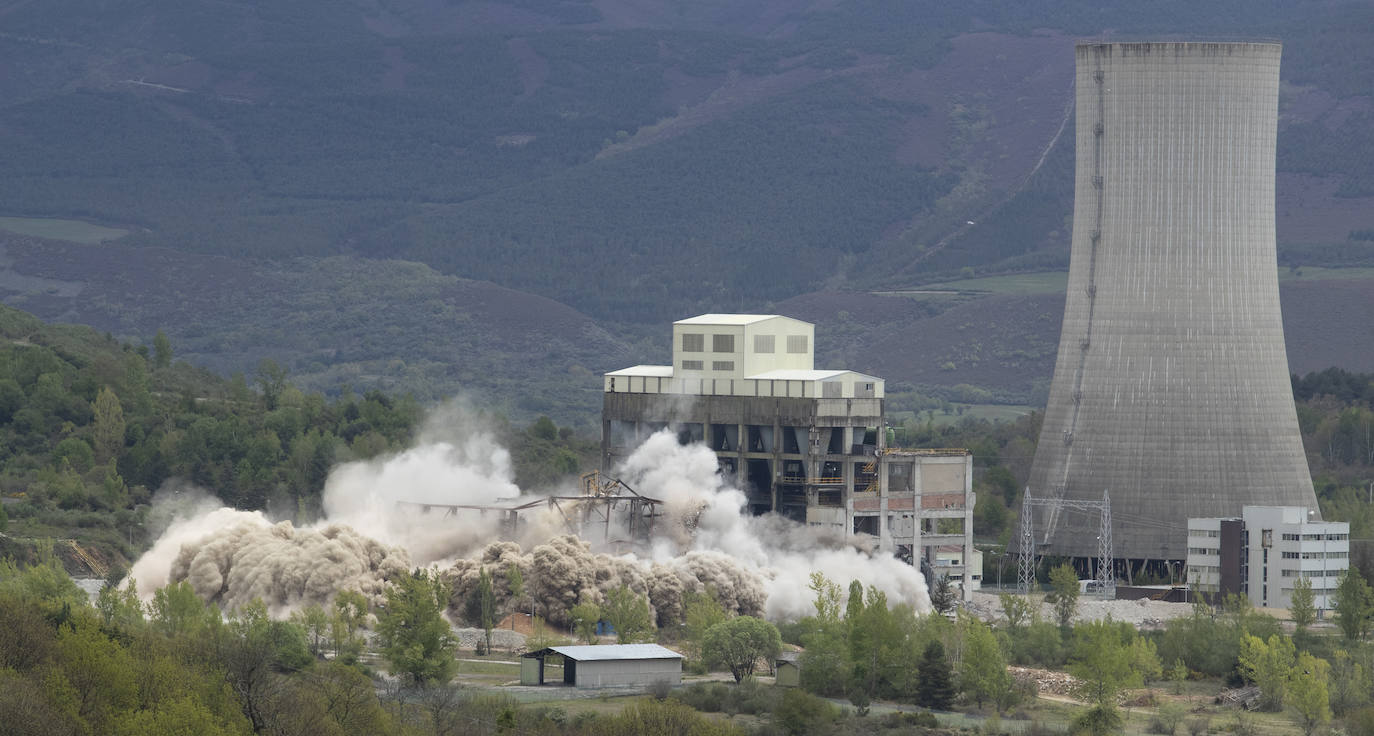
[1026,41,1318,564]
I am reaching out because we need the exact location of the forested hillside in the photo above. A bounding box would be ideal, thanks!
[0,305,596,571]
[3,0,1374,416]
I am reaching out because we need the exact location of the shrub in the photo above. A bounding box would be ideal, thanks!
[1347,707,1374,736]
[648,679,673,700]
[1072,705,1123,736]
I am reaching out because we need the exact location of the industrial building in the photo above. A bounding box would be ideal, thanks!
[1186,506,1350,612]
[1024,41,1318,573]
[521,644,683,688]
[603,314,976,598]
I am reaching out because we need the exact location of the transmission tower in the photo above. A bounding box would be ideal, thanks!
[1017,489,1114,596]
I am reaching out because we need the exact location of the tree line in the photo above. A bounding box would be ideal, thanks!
[0,305,597,568]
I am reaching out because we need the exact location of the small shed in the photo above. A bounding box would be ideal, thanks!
[521,644,682,688]
[775,652,801,687]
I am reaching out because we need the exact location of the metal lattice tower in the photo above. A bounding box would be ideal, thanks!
[1017,490,1115,596]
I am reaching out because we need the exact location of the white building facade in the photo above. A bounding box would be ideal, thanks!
[1186,506,1349,612]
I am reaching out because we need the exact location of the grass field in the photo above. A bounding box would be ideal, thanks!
[0,216,128,244]
[1278,265,1374,282]
[880,266,1374,301]
[890,404,1037,429]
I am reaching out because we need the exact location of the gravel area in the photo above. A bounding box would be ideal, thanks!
[966,590,1193,628]
[453,627,527,652]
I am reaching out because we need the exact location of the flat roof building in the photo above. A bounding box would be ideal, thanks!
[521,644,683,688]
[1187,506,1349,612]
[603,314,975,599]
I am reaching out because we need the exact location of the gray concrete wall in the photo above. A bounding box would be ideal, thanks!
[1028,42,1317,560]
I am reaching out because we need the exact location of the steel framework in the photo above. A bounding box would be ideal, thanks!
[1017,490,1114,597]
[396,471,663,547]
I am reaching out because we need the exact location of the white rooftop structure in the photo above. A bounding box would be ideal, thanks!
[542,644,681,661]
[602,313,883,399]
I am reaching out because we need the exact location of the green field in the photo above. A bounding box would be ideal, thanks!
[880,265,1374,300]
[0,216,128,244]
[890,403,1037,429]
[1278,265,1374,281]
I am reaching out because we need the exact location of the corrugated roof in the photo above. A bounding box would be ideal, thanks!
[673,314,783,326]
[604,365,674,377]
[545,644,682,661]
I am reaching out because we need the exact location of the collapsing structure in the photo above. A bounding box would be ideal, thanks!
[396,471,662,549]
[602,314,976,597]
[1026,42,1318,572]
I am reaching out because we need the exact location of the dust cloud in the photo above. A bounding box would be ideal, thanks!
[128,407,929,623]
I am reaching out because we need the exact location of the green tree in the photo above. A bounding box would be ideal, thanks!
[570,599,601,644]
[330,590,367,664]
[1047,563,1080,630]
[256,358,290,411]
[683,590,728,662]
[377,570,457,686]
[291,603,330,657]
[916,640,954,710]
[1069,619,1142,708]
[1329,649,1373,716]
[929,575,957,615]
[846,586,906,702]
[53,620,139,731]
[149,581,210,638]
[809,572,843,623]
[0,378,24,423]
[1290,576,1317,633]
[960,617,1012,710]
[799,625,850,697]
[507,564,525,627]
[1334,568,1374,641]
[153,329,172,370]
[1072,704,1124,736]
[92,386,126,462]
[603,585,654,643]
[96,580,145,631]
[775,689,837,736]
[999,593,1032,631]
[215,600,312,733]
[701,616,782,683]
[1237,633,1295,711]
[53,436,95,473]
[1168,659,1190,695]
[1131,635,1163,685]
[1287,651,1332,736]
[474,567,496,653]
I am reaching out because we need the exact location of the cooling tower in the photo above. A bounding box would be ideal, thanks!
[1026,41,1317,561]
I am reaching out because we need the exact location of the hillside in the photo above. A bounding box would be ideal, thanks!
[3,0,1374,414]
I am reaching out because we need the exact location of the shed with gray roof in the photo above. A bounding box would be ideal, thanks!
[520,644,682,688]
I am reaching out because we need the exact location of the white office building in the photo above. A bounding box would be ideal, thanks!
[1186,506,1349,612]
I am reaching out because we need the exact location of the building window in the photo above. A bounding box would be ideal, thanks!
[681,360,703,370]
[754,335,775,353]
[682,333,704,352]
[787,335,808,354]
[712,361,734,371]
[712,334,734,353]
